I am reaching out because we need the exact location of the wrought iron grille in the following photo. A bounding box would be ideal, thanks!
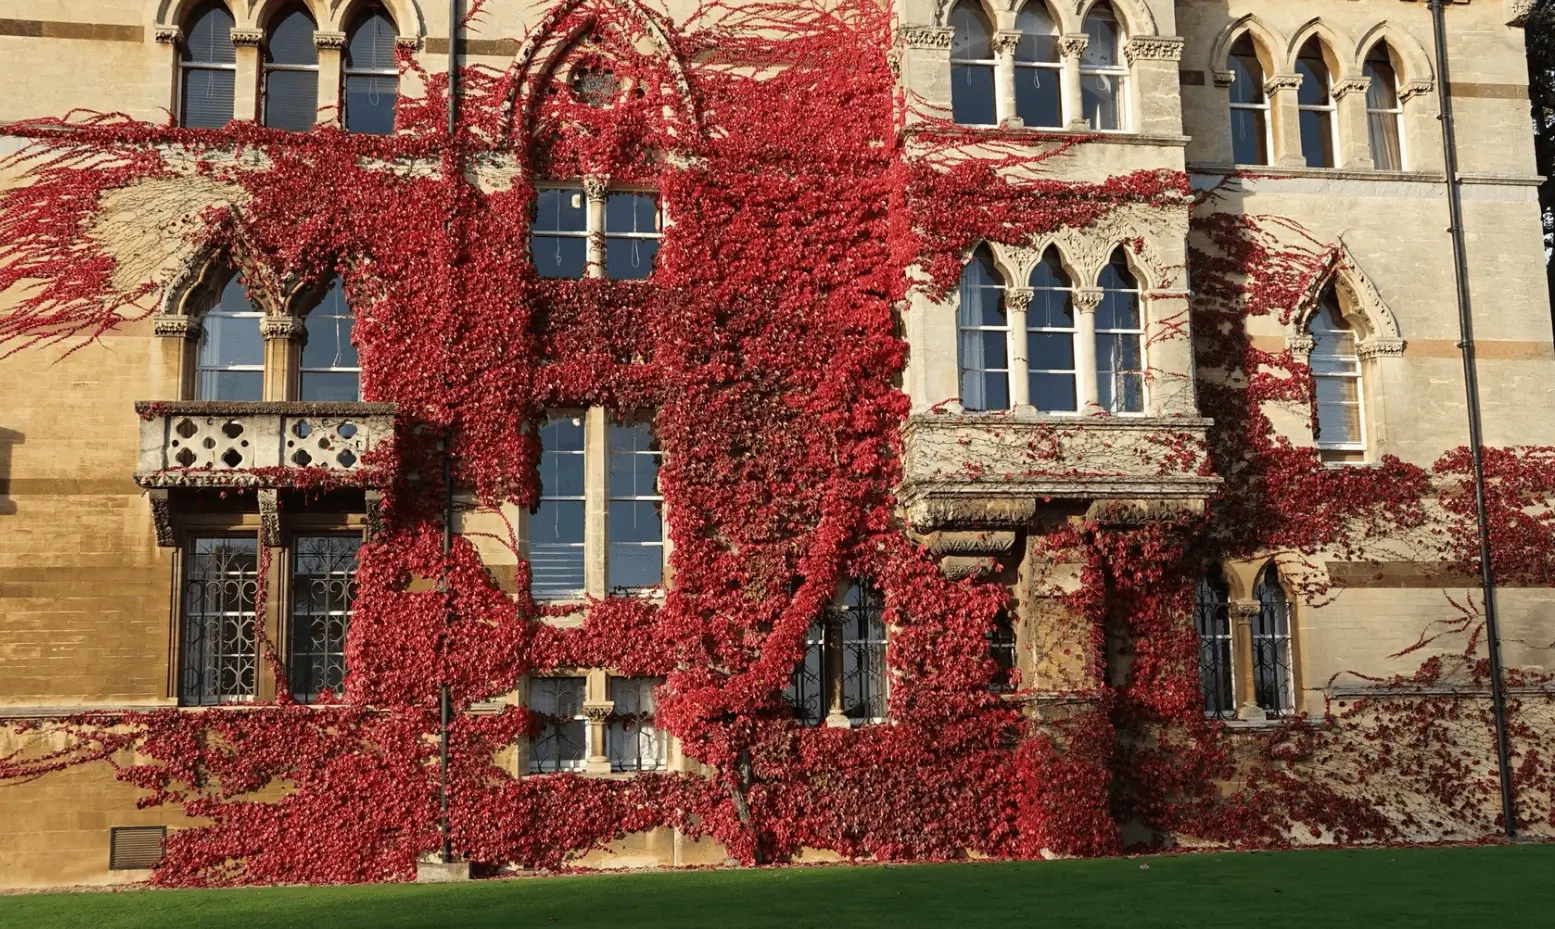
[1195,573,1235,720]
[838,583,888,724]
[180,537,259,706]
[607,677,666,772]
[783,619,827,726]
[289,535,360,703]
[529,677,587,773]
[987,611,1017,693]
[1253,571,1295,717]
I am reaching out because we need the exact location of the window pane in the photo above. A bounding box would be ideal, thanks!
[1230,109,1269,165]
[181,537,258,706]
[606,237,659,280]
[1096,290,1139,331]
[1081,9,1120,69]
[198,370,263,402]
[607,542,662,590]
[198,310,263,369]
[268,9,319,66]
[289,535,359,703]
[1368,112,1402,171]
[345,9,396,71]
[184,3,236,64]
[533,235,587,279]
[1364,57,1400,109]
[1296,55,1329,107]
[298,371,360,402]
[535,189,587,232]
[605,193,658,235]
[951,63,997,125]
[1014,6,1058,62]
[265,68,318,130]
[1028,289,1073,329]
[1195,575,1234,719]
[533,417,585,600]
[344,75,397,135]
[1228,46,1264,105]
[532,500,585,545]
[783,620,827,726]
[838,585,887,724]
[607,678,665,772]
[1028,330,1074,370]
[529,677,586,772]
[950,3,993,59]
[1299,110,1334,168]
[608,422,663,591]
[1081,74,1121,131]
[181,67,235,129]
[301,284,357,370]
[1014,66,1063,128]
[1031,372,1077,413]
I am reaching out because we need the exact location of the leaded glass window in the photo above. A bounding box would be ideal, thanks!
[196,275,264,401]
[1096,249,1144,413]
[529,677,588,772]
[958,247,1009,412]
[263,5,320,131]
[300,277,361,401]
[289,535,360,703]
[1296,40,1337,169]
[949,1,997,125]
[1014,2,1062,128]
[1028,247,1077,413]
[607,677,666,772]
[180,1,236,129]
[1227,35,1270,166]
[344,4,398,135]
[532,415,586,600]
[1079,3,1126,131]
[1253,566,1295,716]
[604,193,661,280]
[1195,570,1234,719]
[533,187,588,279]
[607,421,663,592]
[180,537,259,706]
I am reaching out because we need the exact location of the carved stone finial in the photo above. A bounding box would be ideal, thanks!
[1072,287,1104,314]
[259,315,306,341]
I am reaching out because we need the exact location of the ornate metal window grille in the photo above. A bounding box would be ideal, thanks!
[987,611,1017,693]
[180,537,259,706]
[529,677,587,773]
[607,677,666,772]
[289,535,360,703]
[783,582,888,726]
[1253,568,1296,716]
[1195,572,1235,720]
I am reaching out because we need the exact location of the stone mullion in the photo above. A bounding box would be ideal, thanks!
[1267,73,1306,168]
[584,178,608,279]
[315,31,346,128]
[1334,78,1375,170]
[1231,599,1263,721]
[260,315,305,401]
[584,406,608,598]
[823,616,850,729]
[583,669,613,774]
[231,27,264,123]
[1059,34,1089,131]
[1005,287,1033,410]
[992,31,1021,128]
[1073,287,1103,412]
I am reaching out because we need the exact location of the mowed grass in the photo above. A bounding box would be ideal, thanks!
[3,844,1554,929]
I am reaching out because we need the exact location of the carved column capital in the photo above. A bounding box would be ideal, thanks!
[1212,70,1236,88]
[313,31,347,51]
[259,315,306,341]
[1333,77,1372,100]
[230,27,264,48]
[581,701,614,722]
[154,25,183,45]
[582,177,609,202]
[153,313,202,339]
[1286,334,1315,361]
[1058,34,1089,59]
[1072,287,1104,314]
[1004,287,1034,313]
[395,35,422,51]
[1231,599,1262,624]
[1264,73,1304,96]
[991,30,1022,56]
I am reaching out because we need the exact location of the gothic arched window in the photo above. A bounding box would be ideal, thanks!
[1194,569,1233,719]
[1364,43,1404,170]
[1014,1,1062,128]
[179,1,236,129]
[1079,2,1126,131]
[784,581,889,726]
[195,274,264,401]
[264,4,320,130]
[343,3,398,134]
[949,1,997,126]
[958,246,1010,412]
[1296,39,1337,168]
[1095,249,1144,413]
[299,277,361,401]
[1252,565,1295,717]
[1227,34,1270,165]
[1308,288,1365,460]
[1027,247,1077,413]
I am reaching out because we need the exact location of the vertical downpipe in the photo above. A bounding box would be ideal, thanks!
[439,0,460,868]
[1427,0,1518,839]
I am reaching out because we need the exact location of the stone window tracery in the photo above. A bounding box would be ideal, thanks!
[179,1,237,129]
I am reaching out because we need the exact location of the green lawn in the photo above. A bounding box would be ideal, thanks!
[3,845,1553,929]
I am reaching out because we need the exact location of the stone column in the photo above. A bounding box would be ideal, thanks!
[1333,77,1374,170]
[992,30,1022,128]
[1231,599,1265,722]
[1006,287,1033,409]
[1266,73,1306,168]
[823,619,850,728]
[1123,36,1186,138]
[314,31,346,128]
[584,406,608,597]
[259,315,305,401]
[153,313,201,400]
[1059,34,1089,131]
[231,27,264,123]
[258,487,285,703]
[584,177,608,279]
[1073,287,1103,412]
[154,25,183,118]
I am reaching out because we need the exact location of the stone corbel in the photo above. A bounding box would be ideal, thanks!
[154,25,183,45]
[153,313,202,340]
[1285,334,1315,361]
[148,489,176,547]
[1399,81,1435,103]
[230,27,264,48]
[1212,70,1235,88]
[898,25,954,51]
[258,489,281,548]
[1082,498,1206,527]
[395,35,423,51]
[1357,337,1405,360]
[1123,36,1184,65]
[313,31,347,51]
[1264,73,1303,96]
[1509,0,1534,27]
[259,315,306,342]
[1332,77,1371,100]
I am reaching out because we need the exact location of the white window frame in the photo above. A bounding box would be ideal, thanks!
[1095,269,1146,416]
[1295,47,1339,169]
[1227,39,1272,166]
[1364,52,1407,172]
[1027,269,1079,415]
[1078,11,1129,133]
[1310,337,1367,457]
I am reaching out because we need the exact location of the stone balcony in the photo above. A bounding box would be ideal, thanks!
[134,401,397,490]
[899,413,1220,534]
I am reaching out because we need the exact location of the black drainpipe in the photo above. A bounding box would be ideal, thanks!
[1427,0,1518,839]
[439,0,461,868]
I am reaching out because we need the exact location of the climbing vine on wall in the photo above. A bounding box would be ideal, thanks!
[0,0,1551,886]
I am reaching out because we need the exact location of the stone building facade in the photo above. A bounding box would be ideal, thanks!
[0,0,1551,889]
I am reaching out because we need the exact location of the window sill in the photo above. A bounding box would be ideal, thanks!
[908,124,1190,148]
[1187,162,1447,184]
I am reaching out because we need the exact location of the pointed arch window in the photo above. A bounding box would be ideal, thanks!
[1252,566,1295,717]
[1308,289,1365,461]
[783,581,889,726]
[949,1,997,126]
[179,1,237,129]
[958,247,1010,412]
[1195,570,1234,720]
[264,5,320,131]
[1095,249,1144,414]
[1028,247,1077,413]
[344,4,398,135]
[300,277,361,401]
[196,275,264,401]
[1014,2,1062,128]
[1295,40,1337,168]
[1079,3,1126,131]
[1364,44,1404,171]
[1227,34,1270,165]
